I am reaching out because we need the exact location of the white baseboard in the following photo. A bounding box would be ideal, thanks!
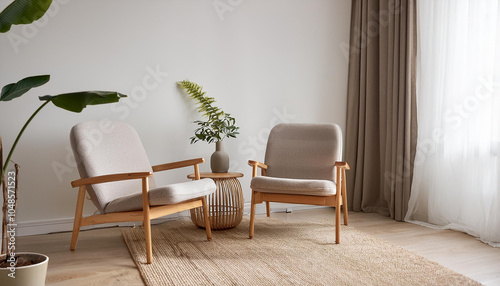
[14,212,187,237]
[11,204,328,237]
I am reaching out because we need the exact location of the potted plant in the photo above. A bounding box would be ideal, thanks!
[178,80,239,173]
[0,80,125,286]
[0,1,126,285]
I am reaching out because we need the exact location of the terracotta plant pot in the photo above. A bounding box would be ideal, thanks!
[211,141,229,173]
[0,252,49,286]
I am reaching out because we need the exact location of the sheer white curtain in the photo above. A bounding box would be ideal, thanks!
[406,0,500,247]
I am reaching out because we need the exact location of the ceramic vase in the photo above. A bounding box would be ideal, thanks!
[210,141,229,173]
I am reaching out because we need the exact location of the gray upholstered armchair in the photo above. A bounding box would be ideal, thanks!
[248,123,350,243]
[69,121,216,264]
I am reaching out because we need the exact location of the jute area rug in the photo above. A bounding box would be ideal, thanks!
[122,217,479,286]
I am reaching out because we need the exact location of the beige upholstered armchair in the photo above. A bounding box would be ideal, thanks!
[248,123,350,243]
[69,121,216,264]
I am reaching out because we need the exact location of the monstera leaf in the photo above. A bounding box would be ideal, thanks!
[0,0,52,33]
[1,75,127,179]
[40,91,126,112]
[0,75,50,101]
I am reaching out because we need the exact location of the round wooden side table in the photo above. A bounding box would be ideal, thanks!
[187,172,244,230]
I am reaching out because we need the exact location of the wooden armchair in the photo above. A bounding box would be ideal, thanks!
[248,123,350,243]
[69,121,216,264]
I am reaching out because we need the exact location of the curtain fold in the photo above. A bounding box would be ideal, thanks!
[345,0,418,221]
[405,0,500,247]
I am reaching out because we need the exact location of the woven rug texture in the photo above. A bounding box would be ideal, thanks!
[122,217,479,286]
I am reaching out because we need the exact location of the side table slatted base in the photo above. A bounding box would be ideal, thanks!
[189,173,244,230]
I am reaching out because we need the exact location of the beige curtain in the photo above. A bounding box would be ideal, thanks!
[345,0,417,221]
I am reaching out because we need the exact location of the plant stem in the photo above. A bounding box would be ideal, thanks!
[1,101,50,179]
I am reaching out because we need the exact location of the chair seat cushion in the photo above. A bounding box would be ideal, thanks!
[104,178,216,213]
[250,176,336,196]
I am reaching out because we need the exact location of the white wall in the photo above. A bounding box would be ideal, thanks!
[0,0,351,235]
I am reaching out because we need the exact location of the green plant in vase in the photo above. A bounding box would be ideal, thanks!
[0,0,126,283]
[0,76,126,278]
[178,80,239,173]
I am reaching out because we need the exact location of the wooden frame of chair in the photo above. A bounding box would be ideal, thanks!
[248,160,350,243]
[70,158,212,264]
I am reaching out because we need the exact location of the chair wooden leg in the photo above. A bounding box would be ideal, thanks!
[141,178,153,264]
[202,197,212,241]
[342,169,349,226]
[70,186,86,251]
[249,191,256,238]
[335,201,341,244]
[342,206,349,226]
[143,214,152,264]
[335,169,341,244]
[265,201,271,217]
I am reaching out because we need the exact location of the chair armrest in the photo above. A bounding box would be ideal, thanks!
[335,161,350,170]
[71,171,153,188]
[248,160,268,170]
[152,158,205,173]
[248,160,268,178]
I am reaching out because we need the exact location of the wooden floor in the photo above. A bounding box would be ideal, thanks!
[17,208,500,285]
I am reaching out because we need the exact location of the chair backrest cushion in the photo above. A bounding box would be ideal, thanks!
[70,121,156,213]
[264,123,342,181]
